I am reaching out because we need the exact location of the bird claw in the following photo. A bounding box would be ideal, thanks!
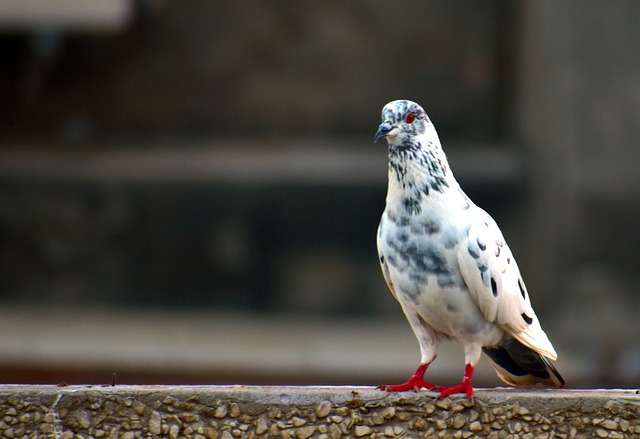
[377,362,437,393]
[435,383,474,400]
[377,378,436,393]
[435,365,475,400]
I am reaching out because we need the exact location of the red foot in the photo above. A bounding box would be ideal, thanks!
[436,364,474,400]
[377,362,437,392]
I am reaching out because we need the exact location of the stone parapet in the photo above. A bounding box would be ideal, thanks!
[1,386,638,438]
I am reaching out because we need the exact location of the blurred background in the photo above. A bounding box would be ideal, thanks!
[0,0,638,388]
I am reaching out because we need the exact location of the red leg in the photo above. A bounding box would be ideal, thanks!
[436,364,474,400]
[377,362,437,392]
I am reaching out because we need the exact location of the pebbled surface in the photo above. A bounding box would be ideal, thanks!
[0,386,639,438]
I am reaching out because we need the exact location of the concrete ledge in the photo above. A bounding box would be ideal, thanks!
[1,386,638,439]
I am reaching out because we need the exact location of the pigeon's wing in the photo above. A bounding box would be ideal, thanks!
[456,212,558,360]
[376,223,400,302]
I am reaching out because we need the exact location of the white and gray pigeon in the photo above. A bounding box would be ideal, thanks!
[374,99,564,399]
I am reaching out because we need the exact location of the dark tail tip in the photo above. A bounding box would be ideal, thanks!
[484,339,565,387]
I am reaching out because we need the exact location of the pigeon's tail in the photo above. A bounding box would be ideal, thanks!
[483,338,565,388]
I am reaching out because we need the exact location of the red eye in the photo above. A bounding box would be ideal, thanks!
[405,113,415,124]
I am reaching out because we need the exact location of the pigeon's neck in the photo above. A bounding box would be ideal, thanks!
[385,135,458,216]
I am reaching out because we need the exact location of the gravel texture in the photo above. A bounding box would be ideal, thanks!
[0,386,638,439]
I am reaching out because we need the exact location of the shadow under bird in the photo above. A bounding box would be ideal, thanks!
[374,99,564,399]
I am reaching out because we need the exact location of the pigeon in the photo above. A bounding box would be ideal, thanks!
[374,99,564,399]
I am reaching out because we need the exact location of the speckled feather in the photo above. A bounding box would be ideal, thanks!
[375,100,564,393]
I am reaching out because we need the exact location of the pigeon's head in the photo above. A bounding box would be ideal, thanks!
[374,100,431,145]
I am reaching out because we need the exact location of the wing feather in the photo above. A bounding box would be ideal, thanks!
[457,213,558,360]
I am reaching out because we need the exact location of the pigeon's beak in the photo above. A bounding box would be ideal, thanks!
[374,122,394,143]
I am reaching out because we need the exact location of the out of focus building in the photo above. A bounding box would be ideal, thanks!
[0,1,638,387]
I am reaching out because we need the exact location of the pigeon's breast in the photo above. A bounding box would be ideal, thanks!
[378,209,466,293]
[378,209,502,342]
